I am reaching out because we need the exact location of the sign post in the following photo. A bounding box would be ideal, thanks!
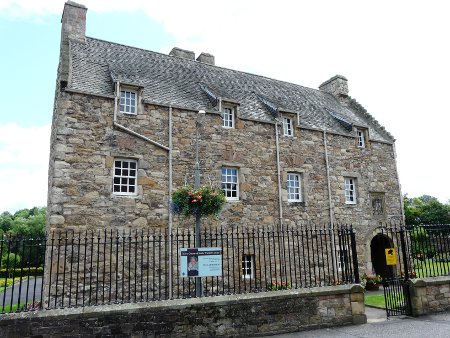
[180,248,223,278]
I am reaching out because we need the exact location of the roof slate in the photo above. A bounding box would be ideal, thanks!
[69,37,394,143]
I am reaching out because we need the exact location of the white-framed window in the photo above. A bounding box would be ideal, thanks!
[221,167,239,200]
[120,90,137,114]
[222,107,234,128]
[344,177,356,204]
[283,117,293,137]
[242,254,254,279]
[356,129,365,148]
[113,159,138,195]
[337,246,349,272]
[287,173,302,202]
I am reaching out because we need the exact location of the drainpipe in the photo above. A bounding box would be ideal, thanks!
[113,81,120,123]
[168,106,173,297]
[275,119,283,230]
[113,81,173,292]
[323,130,334,227]
[323,130,338,279]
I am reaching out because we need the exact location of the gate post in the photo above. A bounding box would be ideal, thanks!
[399,227,409,279]
[399,226,413,315]
[350,226,360,284]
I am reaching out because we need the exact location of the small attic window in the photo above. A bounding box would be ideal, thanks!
[356,128,368,148]
[222,106,235,128]
[120,90,137,115]
[283,117,293,137]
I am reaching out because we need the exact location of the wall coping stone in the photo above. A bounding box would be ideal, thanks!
[411,276,450,287]
[0,284,360,323]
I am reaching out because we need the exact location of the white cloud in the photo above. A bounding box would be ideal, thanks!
[2,0,449,203]
[0,123,50,213]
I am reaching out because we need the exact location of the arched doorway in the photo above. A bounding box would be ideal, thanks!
[370,234,394,278]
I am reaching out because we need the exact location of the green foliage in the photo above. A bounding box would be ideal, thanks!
[0,207,46,268]
[0,267,44,278]
[0,277,22,288]
[1,253,21,270]
[404,195,450,225]
[172,185,226,218]
[0,207,46,237]
[410,226,428,241]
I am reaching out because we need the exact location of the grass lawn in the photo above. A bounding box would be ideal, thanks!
[364,293,385,308]
[413,259,450,278]
[1,302,32,313]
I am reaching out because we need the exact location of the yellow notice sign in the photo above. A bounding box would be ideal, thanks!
[385,248,397,265]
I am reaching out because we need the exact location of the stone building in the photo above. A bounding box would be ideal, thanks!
[47,1,404,276]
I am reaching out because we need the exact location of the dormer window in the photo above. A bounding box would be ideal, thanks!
[356,128,366,148]
[120,90,137,114]
[283,117,293,137]
[222,107,234,128]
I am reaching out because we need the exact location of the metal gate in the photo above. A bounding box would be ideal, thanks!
[383,277,411,317]
[374,226,412,317]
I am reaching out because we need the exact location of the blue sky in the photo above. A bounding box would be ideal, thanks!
[0,0,449,213]
[0,10,173,127]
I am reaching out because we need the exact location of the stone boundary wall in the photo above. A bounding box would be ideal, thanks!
[0,284,365,337]
[410,276,450,316]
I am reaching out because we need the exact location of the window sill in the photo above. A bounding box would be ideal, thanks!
[288,201,305,206]
[112,193,139,198]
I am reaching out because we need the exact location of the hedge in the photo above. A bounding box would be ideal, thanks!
[0,267,44,278]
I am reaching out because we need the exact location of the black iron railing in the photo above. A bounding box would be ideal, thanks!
[1,225,359,314]
[376,224,450,279]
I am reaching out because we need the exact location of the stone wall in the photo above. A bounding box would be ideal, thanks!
[0,284,366,338]
[46,90,403,275]
[409,276,450,316]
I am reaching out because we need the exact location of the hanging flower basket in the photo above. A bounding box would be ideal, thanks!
[171,185,226,218]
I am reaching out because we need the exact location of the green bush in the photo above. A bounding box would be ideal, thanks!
[0,277,21,288]
[1,252,21,270]
[0,267,44,278]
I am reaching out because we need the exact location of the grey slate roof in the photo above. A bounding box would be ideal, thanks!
[69,37,394,143]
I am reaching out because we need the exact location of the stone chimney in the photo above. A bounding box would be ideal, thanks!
[59,1,87,85]
[319,75,349,99]
[196,52,215,66]
[169,47,195,60]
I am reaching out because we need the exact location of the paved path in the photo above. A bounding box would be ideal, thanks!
[264,307,450,338]
[0,277,43,309]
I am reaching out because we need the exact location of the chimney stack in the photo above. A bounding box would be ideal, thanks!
[169,47,195,60]
[196,52,215,66]
[59,1,87,85]
[319,75,349,99]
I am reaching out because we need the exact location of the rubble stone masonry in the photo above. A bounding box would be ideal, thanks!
[47,90,403,273]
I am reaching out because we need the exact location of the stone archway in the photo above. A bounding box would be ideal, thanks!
[370,234,394,278]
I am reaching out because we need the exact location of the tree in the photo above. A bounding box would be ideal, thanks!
[0,211,13,233]
[0,207,46,268]
[404,195,450,225]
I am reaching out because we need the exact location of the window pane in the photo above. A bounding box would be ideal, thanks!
[113,159,138,195]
